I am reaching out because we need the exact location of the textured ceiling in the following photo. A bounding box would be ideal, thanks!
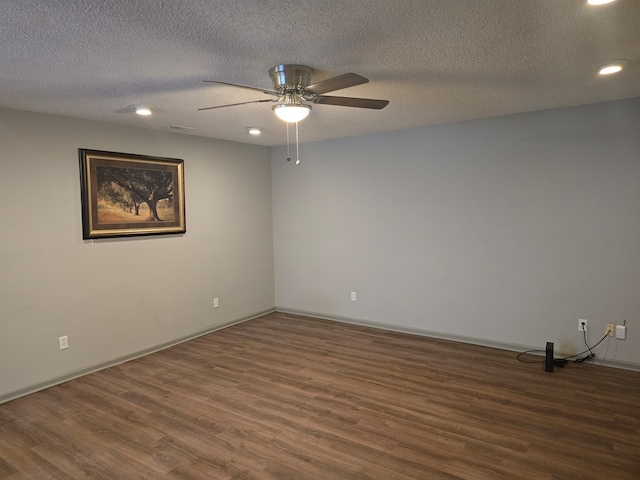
[1,0,638,146]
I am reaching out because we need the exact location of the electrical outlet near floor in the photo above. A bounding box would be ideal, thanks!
[59,335,68,350]
[605,324,614,337]
[578,319,588,332]
[350,291,357,302]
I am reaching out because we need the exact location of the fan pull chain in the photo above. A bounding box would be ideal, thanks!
[286,122,291,162]
[295,121,300,165]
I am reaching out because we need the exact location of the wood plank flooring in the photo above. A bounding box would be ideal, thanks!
[1,312,639,479]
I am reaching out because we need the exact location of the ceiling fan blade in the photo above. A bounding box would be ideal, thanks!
[312,95,389,109]
[305,73,369,95]
[203,80,279,96]
[198,99,273,111]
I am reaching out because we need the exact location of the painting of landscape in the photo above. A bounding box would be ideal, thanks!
[79,149,185,239]
[96,166,176,224]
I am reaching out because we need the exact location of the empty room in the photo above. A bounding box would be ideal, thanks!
[1,1,639,478]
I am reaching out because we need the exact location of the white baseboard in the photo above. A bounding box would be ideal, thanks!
[0,308,275,405]
[275,307,640,372]
[4,306,636,405]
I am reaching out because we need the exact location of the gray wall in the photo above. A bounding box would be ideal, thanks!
[0,108,275,401]
[272,98,640,368]
[2,98,638,402]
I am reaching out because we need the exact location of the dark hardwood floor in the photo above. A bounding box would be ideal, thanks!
[1,312,639,479]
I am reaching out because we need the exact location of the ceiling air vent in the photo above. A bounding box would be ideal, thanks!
[165,125,196,131]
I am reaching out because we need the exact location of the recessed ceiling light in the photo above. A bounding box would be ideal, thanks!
[598,62,624,75]
[135,106,152,116]
[587,0,616,5]
[246,127,261,135]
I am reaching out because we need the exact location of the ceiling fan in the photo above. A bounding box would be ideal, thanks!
[199,64,389,122]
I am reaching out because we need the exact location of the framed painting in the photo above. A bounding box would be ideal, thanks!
[79,149,186,239]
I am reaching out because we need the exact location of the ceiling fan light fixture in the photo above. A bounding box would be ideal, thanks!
[273,103,311,123]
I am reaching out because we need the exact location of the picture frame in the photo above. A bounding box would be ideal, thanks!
[79,149,186,239]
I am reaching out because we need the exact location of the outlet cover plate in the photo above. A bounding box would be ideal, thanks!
[606,324,615,336]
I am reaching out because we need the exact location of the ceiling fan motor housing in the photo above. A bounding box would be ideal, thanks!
[269,64,314,93]
[199,65,387,114]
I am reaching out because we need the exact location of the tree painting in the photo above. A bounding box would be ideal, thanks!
[96,166,176,223]
[80,149,185,239]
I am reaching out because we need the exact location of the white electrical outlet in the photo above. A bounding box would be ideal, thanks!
[578,319,588,332]
[213,297,219,308]
[350,291,357,302]
[59,335,68,350]
[615,325,626,340]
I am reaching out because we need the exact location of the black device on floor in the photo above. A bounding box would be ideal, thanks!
[545,341,554,372]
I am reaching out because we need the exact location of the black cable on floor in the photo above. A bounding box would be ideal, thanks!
[582,329,594,356]
[516,333,609,364]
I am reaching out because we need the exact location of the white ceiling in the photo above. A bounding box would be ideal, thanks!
[1,0,638,146]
